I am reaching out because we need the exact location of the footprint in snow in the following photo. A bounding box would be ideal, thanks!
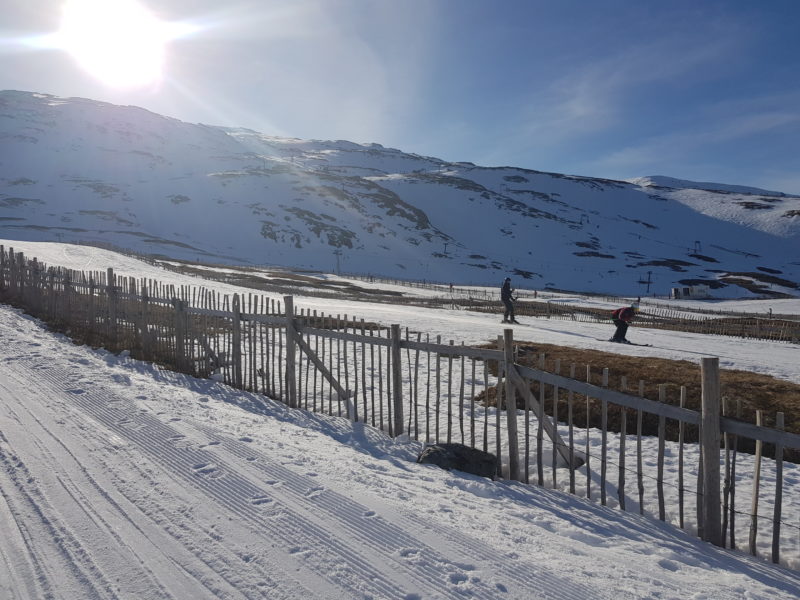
[657,559,680,572]
[305,486,325,499]
[192,463,222,478]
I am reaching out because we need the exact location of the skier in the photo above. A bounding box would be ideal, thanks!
[500,277,518,323]
[610,304,638,343]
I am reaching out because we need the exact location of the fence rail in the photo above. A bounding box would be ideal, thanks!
[343,273,800,343]
[1,245,798,568]
[74,242,799,343]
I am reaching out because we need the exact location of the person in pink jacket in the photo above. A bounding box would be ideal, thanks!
[610,304,638,343]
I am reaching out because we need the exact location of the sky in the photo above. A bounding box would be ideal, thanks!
[2,0,800,195]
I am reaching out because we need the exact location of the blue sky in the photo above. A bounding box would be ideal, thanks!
[3,0,800,194]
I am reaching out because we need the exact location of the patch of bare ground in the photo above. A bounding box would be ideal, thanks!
[478,341,800,462]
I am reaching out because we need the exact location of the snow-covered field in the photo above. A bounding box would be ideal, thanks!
[2,240,800,599]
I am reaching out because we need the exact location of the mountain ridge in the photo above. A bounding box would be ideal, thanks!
[627,175,799,198]
[1,90,798,298]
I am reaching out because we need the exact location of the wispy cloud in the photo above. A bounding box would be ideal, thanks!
[589,91,800,174]
[44,1,440,144]
[516,31,744,146]
[761,173,800,196]
[209,1,440,144]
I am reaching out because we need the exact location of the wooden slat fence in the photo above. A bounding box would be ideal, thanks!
[344,272,799,343]
[75,243,798,343]
[2,245,799,567]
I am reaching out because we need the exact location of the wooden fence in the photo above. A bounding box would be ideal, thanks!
[407,297,798,343]
[345,273,800,343]
[2,245,799,567]
[70,243,799,343]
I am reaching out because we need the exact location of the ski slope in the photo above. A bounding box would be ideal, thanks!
[1,241,800,599]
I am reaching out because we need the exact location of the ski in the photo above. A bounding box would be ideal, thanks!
[600,339,652,347]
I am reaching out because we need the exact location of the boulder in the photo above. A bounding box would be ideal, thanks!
[417,443,497,479]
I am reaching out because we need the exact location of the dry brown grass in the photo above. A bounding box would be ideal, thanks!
[515,341,798,428]
[478,340,800,461]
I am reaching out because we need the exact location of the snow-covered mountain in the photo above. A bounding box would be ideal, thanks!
[1,90,798,298]
[627,175,795,198]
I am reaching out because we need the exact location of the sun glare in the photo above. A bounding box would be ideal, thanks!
[57,0,169,89]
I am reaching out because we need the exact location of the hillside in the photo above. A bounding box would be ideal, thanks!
[1,90,799,298]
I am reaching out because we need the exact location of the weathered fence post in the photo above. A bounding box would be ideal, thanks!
[503,329,520,481]
[601,367,609,506]
[390,324,404,437]
[107,267,117,349]
[772,411,784,564]
[284,295,298,408]
[174,298,186,372]
[47,269,56,320]
[16,252,25,300]
[30,258,41,314]
[232,294,243,389]
[749,409,764,556]
[7,248,16,295]
[700,357,723,546]
[139,281,150,357]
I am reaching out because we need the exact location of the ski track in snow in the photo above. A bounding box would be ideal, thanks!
[0,312,604,600]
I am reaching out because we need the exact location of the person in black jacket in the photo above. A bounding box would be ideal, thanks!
[610,304,638,343]
[500,277,518,323]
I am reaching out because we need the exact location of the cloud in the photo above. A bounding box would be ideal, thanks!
[169,0,440,144]
[517,32,742,147]
[589,92,800,173]
[760,173,800,197]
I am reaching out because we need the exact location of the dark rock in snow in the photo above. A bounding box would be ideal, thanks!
[417,443,497,479]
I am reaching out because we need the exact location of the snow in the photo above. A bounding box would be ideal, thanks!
[628,176,795,198]
[2,90,799,297]
[2,240,800,599]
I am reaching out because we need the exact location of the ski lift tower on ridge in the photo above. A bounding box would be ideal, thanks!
[637,270,653,294]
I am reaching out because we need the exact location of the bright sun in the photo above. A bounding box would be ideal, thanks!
[58,0,168,88]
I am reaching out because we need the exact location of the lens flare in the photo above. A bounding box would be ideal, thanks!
[57,0,168,88]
